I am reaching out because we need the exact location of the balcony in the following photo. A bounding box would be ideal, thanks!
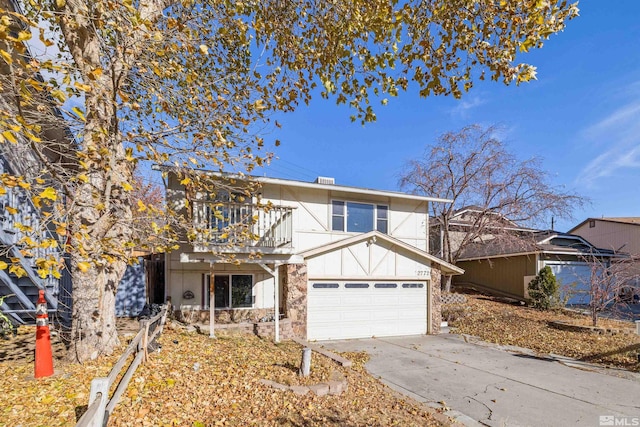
[191,201,294,252]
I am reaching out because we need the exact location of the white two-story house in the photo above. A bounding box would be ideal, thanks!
[164,170,463,341]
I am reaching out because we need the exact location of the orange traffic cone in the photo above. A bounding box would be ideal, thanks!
[35,290,54,378]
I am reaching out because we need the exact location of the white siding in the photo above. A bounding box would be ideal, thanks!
[164,174,430,257]
[167,246,275,310]
[387,199,428,251]
[165,174,434,314]
[306,239,432,279]
[258,182,429,253]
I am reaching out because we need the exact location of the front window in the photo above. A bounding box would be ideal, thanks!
[203,274,253,308]
[346,202,374,232]
[331,200,388,233]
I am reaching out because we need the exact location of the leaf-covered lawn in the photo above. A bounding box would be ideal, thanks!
[0,324,445,426]
[0,326,122,426]
[7,295,634,427]
[448,294,640,372]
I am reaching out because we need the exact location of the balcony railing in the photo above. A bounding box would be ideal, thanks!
[192,201,293,250]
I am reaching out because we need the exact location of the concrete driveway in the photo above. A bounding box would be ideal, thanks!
[322,333,640,427]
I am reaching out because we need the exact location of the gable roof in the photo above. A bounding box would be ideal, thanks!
[601,217,640,224]
[253,175,455,203]
[157,166,453,204]
[569,217,640,233]
[299,230,464,275]
[430,206,535,232]
[458,230,617,261]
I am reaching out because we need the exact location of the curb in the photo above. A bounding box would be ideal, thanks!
[452,333,640,382]
[549,320,637,336]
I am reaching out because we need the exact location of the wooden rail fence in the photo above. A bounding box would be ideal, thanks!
[76,305,168,427]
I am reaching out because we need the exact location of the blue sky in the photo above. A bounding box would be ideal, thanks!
[258,1,640,233]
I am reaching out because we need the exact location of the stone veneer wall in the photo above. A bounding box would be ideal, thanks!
[281,263,308,339]
[430,267,442,334]
[254,318,294,340]
[175,307,274,324]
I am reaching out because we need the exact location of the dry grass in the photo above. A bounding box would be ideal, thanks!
[448,294,640,372]
[0,326,123,426]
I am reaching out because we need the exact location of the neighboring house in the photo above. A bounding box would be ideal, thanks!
[0,0,170,327]
[0,153,73,326]
[0,0,72,327]
[163,170,463,341]
[429,205,537,259]
[115,253,166,317]
[569,218,640,255]
[453,230,616,304]
[569,217,640,292]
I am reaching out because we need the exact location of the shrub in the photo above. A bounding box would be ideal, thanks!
[441,304,468,323]
[528,266,560,310]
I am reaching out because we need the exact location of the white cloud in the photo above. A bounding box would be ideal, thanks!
[577,99,640,188]
[448,95,486,117]
[582,102,640,142]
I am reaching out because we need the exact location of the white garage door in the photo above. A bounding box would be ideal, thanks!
[307,280,428,340]
[544,262,592,305]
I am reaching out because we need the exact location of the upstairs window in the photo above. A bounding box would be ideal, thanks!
[331,200,388,233]
[332,200,345,231]
[376,205,388,233]
[347,202,373,232]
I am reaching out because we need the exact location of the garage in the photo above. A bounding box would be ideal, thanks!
[307,280,428,340]
[300,231,464,341]
[544,262,592,305]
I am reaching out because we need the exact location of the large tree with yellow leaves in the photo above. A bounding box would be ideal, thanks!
[0,0,578,361]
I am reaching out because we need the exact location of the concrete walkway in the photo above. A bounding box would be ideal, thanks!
[322,333,640,427]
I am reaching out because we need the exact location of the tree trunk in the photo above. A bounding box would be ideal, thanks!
[67,256,124,361]
[442,275,453,293]
[66,157,133,362]
[441,216,455,293]
[55,1,136,359]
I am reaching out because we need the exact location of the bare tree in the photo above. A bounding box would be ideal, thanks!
[573,253,640,327]
[399,124,585,292]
